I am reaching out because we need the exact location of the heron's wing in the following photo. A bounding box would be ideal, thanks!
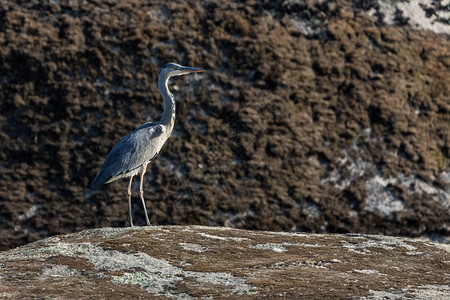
[91,123,166,189]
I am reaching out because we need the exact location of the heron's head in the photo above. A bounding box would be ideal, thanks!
[160,62,204,78]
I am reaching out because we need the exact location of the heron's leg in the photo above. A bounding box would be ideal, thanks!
[139,164,151,226]
[127,175,134,227]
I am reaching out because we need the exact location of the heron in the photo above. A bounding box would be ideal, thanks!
[91,63,204,226]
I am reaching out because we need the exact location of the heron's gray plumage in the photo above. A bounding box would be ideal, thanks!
[91,62,203,226]
[91,122,166,189]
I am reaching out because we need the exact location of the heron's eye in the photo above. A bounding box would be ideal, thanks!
[172,66,177,70]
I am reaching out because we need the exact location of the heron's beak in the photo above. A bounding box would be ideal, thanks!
[179,66,204,74]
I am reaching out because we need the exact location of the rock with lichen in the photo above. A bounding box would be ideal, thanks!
[0,226,449,299]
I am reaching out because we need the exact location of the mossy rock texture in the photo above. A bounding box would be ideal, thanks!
[0,0,449,250]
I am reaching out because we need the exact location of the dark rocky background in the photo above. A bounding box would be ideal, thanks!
[0,0,448,250]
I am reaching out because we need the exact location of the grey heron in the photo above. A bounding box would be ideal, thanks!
[91,63,204,226]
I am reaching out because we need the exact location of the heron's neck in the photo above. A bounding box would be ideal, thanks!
[158,75,176,128]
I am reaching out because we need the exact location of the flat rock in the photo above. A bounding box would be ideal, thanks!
[0,226,449,299]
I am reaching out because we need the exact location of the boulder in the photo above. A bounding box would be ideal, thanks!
[1,226,449,299]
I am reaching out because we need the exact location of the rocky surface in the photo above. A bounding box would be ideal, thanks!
[0,226,449,299]
[0,0,449,250]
